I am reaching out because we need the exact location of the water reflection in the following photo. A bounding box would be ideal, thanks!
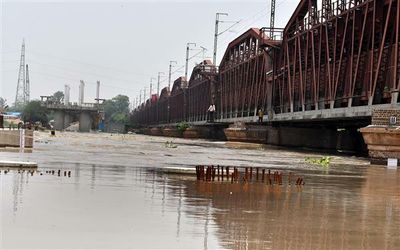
[172,167,399,250]
[1,165,399,249]
[12,171,25,215]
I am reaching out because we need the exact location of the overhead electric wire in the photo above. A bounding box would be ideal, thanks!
[30,71,138,92]
[217,0,289,52]
[28,50,153,78]
[26,58,144,86]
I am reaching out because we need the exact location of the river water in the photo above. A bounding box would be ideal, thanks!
[1,131,399,249]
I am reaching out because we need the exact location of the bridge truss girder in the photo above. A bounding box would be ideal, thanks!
[274,0,400,114]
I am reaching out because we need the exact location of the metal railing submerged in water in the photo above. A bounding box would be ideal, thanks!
[195,165,305,186]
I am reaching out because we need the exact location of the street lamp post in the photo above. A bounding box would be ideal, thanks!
[157,72,165,96]
[213,12,228,65]
[150,77,156,105]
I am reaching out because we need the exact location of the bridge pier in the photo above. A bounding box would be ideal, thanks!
[361,109,400,161]
[54,111,65,131]
[79,112,92,132]
[224,123,267,144]
[64,113,73,129]
[220,120,367,154]
[266,125,366,153]
[43,101,103,133]
[182,125,227,140]
[143,121,368,154]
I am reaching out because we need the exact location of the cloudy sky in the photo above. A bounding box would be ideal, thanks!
[1,0,298,107]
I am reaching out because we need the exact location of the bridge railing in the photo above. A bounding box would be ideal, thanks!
[260,27,284,41]
[43,102,104,111]
[288,0,368,37]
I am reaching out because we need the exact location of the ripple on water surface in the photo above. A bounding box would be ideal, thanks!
[1,132,399,249]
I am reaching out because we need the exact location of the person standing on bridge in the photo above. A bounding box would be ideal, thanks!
[207,103,216,123]
[258,108,264,123]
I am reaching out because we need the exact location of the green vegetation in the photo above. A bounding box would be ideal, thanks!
[177,122,189,133]
[103,95,130,124]
[3,120,17,129]
[52,91,64,104]
[305,156,332,168]
[22,100,49,125]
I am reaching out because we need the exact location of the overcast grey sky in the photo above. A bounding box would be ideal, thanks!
[1,0,298,107]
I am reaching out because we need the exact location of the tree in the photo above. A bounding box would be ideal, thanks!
[52,91,64,104]
[103,95,130,124]
[0,97,7,109]
[22,100,49,124]
[111,112,129,124]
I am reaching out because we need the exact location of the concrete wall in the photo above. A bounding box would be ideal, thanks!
[0,129,34,148]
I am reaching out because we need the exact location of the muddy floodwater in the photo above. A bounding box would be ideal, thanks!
[1,131,399,249]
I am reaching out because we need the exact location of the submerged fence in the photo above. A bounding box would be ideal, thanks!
[195,165,305,185]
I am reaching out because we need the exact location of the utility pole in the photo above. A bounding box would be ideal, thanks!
[139,90,142,105]
[150,77,156,104]
[149,78,153,97]
[157,72,164,96]
[185,43,196,80]
[168,60,177,89]
[270,0,276,38]
[213,13,228,65]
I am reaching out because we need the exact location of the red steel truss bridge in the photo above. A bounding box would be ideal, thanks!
[133,0,400,127]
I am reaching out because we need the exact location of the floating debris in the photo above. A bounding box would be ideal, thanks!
[305,156,332,168]
[165,141,178,148]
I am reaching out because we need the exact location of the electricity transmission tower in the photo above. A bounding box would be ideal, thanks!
[15,40,29,108]
[25,64,30,102]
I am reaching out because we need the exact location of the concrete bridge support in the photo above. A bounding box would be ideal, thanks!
[222,122,367,154]
[64,113,73,129]
[54,111,65,131]
[79,112,92,132]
